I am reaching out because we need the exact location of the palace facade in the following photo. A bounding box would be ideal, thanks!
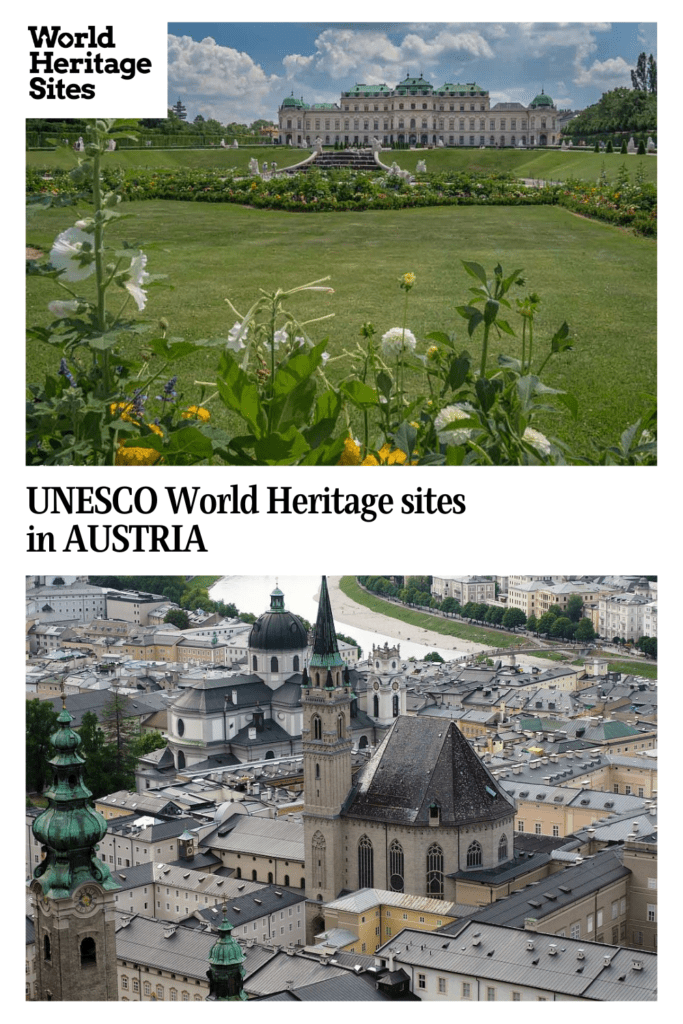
[278,75,558,149]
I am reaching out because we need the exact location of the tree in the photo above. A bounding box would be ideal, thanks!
[566,595,585,622]
[526,614,538,634]
[632,53,657,94]
[79,711,115,798]
[502,607,527,631]
[424,651,445,663]
[131,731,168,757]
[26,699,60,793]
[336,633,362,658]
[441,597,456,616]
[99,689,138,790]
[550,616,576,640]
[537,612,556,636]
[575,617,596,642]
[164,607,190,629]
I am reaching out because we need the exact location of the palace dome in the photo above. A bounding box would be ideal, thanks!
[530,89,554,108]
[249,587,308,652]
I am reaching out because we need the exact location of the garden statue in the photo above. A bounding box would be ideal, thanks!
[627,137,636,154]
[647,137,656,152]
[314,137,323,154]
[106,139,116,152]
[232,140,239,148]
[220,139,226,147]
[436,138,444,147]
[75,137,84,151]
[416,159,427,173]
[248,157,259,175]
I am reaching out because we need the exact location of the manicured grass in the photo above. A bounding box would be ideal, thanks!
[605,658,657,678]
[337,577,522,648]
[188,575,222,588]
[26,144,657,184]
[26,197,655,457]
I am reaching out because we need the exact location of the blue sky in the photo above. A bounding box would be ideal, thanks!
[167,22,657,124]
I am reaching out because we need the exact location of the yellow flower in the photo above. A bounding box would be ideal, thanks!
[362,443,409,466]
[115,443,162,466]
[109,402,139,423]
[182,405,211,422]
[338,437,362,465]
[147,422,164,437]
[402,272,416,287]
[427,345,438,360]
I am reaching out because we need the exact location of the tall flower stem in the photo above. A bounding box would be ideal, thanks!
[479,323,491,378]
[90,136,110,394]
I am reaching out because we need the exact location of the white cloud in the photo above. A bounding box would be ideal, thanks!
[167,34,280,121]
[573,56,632,88]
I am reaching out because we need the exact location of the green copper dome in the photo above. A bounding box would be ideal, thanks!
[206,908,247,1001]
[530,89,554,108]
[32,703,118,899]
[209,913,246,968]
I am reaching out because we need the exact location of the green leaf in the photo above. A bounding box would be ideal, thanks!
[149,337,197,360]
[475,376,498,413]
[217,355,266,437]
[446,355,470,391]
[376,370,393,401]
[551,322,572,353]
[554,392,579,419]
[424,331,452,346]
[444,445,467,465]
[393,421,417,458]
[253,426,310,464]
[340,380,377,408]
[462,261,488,285]
[484,298,499,326]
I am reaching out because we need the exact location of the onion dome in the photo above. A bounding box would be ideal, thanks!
[32,698,119,899]
[249,587,308,651]
[530,88,554,108]
[206,907,247,1001]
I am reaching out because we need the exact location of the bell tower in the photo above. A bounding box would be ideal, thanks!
[302,577,352,909]
[30,688,120,1001]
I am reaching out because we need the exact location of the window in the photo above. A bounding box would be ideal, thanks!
[418,974,426,990]
[498,834,508,861]
[358,835,374,888]
[144,982,151,996]
[389,839,404,892]
[611,901,619,920]
[462,982,471,998]
[80,937,96,968]
[271,656,278,672]
[587,914,594,934]
[466,840,482,867]
[122,976,129,990]
[517,820,524,831]
[570,922,581,939]
[648,878,657,890]
[647,904,656,922]
[512,992,521,1000]
[43,935,51,962]
[132,979,139,993]
[535,823,542,835]
[552,824,560,837]
[427,843,444,898]
[156,984,164,1000]
[313,715,322,740]
[438,978,447,994]
[597,910,603,927]
[170,989,177,1001]
[487,987,496,1001]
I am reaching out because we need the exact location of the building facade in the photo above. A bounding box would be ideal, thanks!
[279,77,558,148]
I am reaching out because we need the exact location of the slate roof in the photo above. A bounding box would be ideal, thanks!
[259,971,392,1001]
[233,718,294,746]
[173,676,272,713]
[43,690,163,727]
[444,848,629,931]
[245,950,351,997]
[377,922,656,999]
[197,884,305,927]
[202,814,304,861]
[344,718,515,827]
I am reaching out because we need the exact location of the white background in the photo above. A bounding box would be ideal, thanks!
[10,1,671,1016]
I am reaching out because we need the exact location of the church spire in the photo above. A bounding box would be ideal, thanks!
[206,906,247,1000]
[310,576,344,671]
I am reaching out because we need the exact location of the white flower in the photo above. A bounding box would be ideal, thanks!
[434,404,474,446]
[227,321,248,352]
[273,329,288,348]
[47,299,81,318]
[320,351,330,365]
[381,326,417,358]
[523,427,552,455]
[50,227,95,282]
[124,252,150,311]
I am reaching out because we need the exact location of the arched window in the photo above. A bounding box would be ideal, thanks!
[284,874,290,886]
[236,867,241,879]
[252,655,258,671]
[315,672,320,687]
[373,695,379,717]
[43,934,51,962]
[265,750,274,759]
[315,763,320,779]
[177,718,184,737]
[337,714,344,738]
[144,982,151,996]
[389,840,404,892]
[293,655,300,672]
[498,834,508,861]
[80,937,96,967]
[427,843,444,899]
[252,869,257,881]
[156,984,164,1000]
[392,694,399,717]
[466,840,482,867]
[358,735,368,749]
[169,988,177,1001]
[271,656,279,672]
[312,831,326,889]
[358,835,374,888]
[268,872,273,883]
[313,715,322,740]
[177,750,185,769]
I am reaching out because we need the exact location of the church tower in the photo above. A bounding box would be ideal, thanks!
[302,577,352,911]
[30,690,120,1000]
[206,906,247,1001]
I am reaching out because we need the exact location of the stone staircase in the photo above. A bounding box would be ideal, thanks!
[279,148,380,174]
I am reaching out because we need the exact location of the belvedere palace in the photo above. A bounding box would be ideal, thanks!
[278,75,558,149]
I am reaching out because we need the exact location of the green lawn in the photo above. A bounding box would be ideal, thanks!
[27,193,655,456]
[338,577,523,648]
[26,144,657,184]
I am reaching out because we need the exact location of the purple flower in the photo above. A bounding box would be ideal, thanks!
[58,358,77,388]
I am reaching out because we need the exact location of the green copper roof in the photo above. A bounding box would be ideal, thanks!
[530,89,554,108]
[345,83,392,95]
[32,702,119,898]
[438,82,488,95]
[209,912,246,967]
[206,908,247,1001]
[310,576,344,671]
